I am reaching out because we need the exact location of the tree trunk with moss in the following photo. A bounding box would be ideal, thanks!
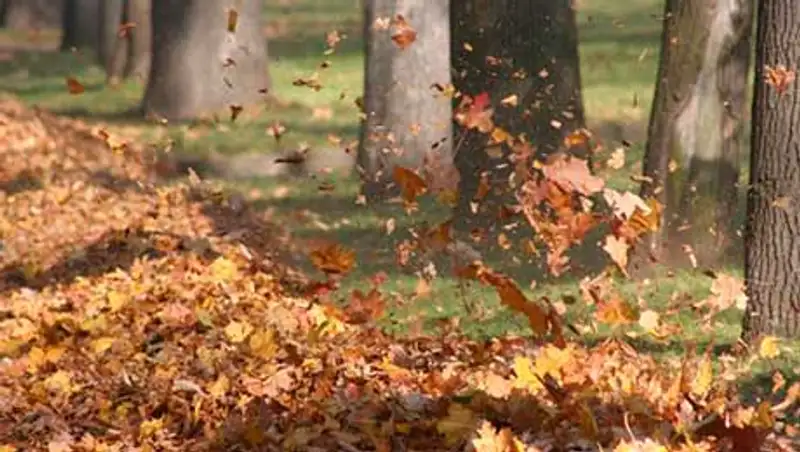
[742,0,800,341]
[358,0,453,200]
[450,0,586,237]
[142,0,270,121]
[635,0,753,273]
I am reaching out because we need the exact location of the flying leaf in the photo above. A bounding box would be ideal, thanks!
[603,234,630,275]
[393,166,428,207]
[309,242,356,276]
[66,77,84,95]
[594,296,637,326]
[227,8,238,32]
[759,336,781,359]
[391,15,417,49]
[542,155,604,196]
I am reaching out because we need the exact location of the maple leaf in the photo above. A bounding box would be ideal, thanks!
[309,242,356,276]
[345,288,385,324]
[542,154,604,196]
[393,165,428,207]
[471,421,525,452]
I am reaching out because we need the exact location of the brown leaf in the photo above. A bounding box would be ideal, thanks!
[309,242,356,276]
[391,15,417,49]
[66,76,84,95]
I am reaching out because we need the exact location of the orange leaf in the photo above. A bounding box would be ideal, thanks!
[542,155,604,196]
[391,15,417,49]
[65,76,84,95]
[309,243,356,276]
[486,272,549,335]
[392,166,428,206]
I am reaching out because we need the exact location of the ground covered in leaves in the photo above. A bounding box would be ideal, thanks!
[1,97,798,451]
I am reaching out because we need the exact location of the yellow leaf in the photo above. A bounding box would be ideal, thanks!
[139,417,164,439]
[208,374,230,400]
[91,337,116,355]
[638,310,660,332]
[224,320,253,343]
[209,257,239,282]
[512,356,541,392]
[436,403,478,446]
[691,354,713,398]
[249,328,278,360]
[759,336,781,359]
[614,439,668,452]
[44,370,74,394]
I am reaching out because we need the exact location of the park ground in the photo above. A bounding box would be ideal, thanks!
[0,0,798,448]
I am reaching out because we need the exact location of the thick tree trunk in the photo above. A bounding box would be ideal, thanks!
[3,0,63,30]
[142,0,270,121]
[450,0,586,235]
[742,0,800,341]
[357,0,452,199]
[60,0,100,52]
[635,0,753,272]
[98,0,124,68]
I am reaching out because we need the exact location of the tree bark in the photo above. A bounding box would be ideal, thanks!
[142,0,270,121]
[357,0,453,199]
[742,0,800,341]
[450,0,586,235]
[107,0,151,85]
[3,0,63,30]
[635,0,753,272]
[98,0,124,68]
[60,0,100,52]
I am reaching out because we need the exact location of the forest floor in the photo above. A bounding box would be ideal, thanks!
[0,0,798,449]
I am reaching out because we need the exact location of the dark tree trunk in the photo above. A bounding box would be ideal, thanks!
[107,0,151,85]
[450,0,586,235]
[357,0,453,199]
[98,0,124,68]
[60,0,100,52]
[743,0,800,341]
[142,0,270,121]
[634,0,753,273]
[3,0,63,30]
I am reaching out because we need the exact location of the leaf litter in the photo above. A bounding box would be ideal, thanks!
[0,95,798,452]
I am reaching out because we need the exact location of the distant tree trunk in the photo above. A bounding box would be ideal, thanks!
[60,0,100,52]
[450,0,586,235]
[635,0,753,273]
[357,0,453,200]
[742,0,800,341]
[107,0,151,85]
[98,0,124,68]
[3,0,63,30]
[142,0,270,121]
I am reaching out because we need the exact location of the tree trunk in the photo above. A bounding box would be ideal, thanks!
[450,0,586,235]
[98,0,124,68]
[60,0,100,52]
[742,0,800,341]
[3,0,63,30]
[142,0,270,121]
[357,0,453,200]
[123,0,151,82]
[106,0,151,85]
[635,0,753,273]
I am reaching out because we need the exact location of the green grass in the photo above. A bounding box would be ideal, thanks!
[2,0,797,379]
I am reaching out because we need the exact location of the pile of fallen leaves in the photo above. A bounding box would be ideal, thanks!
[0,97,797,451]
